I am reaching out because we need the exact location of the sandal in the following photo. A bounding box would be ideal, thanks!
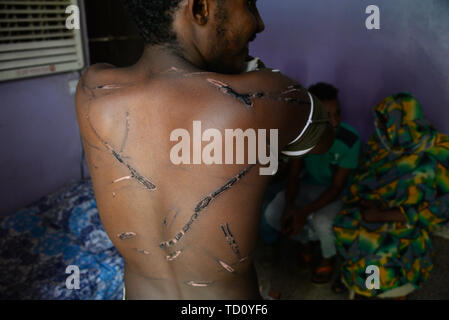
[312,264,333,284]
[311,257,335,284]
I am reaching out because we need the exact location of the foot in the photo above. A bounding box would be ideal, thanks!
[268,288,282,300]
[311,257,335,284]
[298,243,312,265]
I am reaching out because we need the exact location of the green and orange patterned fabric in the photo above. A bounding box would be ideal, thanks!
[334,93,449,297]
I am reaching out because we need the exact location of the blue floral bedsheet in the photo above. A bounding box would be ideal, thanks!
[0,179,124,300]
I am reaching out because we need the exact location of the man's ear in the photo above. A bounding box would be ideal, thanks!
[188,0,210,25]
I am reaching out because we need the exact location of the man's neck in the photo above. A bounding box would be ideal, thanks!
[132,44,206,76]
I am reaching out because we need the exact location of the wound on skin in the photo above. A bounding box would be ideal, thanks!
[159,165,255,249]
[161,66,211,77]
[166,250,182,261]
[83,85,157,191]
[111,151,157,190]
[113,175,132,184]
[167,209,180,229]
[207,78,264,108]
[281,84,304,95]
[206,78,309,108]
[133,248,151,255]
[119,111,130,152]
[215,256,250,275]
[96,84,123,90]
[184,281,214,288]
[221,223,241,260]
[82,138,101,151]
[217,259,235,273]
[263,84,310,105]
[118,232,137,240]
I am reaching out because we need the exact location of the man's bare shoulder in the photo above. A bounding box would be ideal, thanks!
[75,64,142,145]
[77,63,117,91]
[76,63,118,107]
[75,63,151,117]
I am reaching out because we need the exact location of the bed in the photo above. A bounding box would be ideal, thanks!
[0,179,124,300]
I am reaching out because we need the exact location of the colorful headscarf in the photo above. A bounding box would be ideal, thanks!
[374,93,434,154]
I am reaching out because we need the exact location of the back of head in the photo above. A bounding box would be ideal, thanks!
[308,82,339,102]
[122,0,265,74]
[122,0,184,46]
[309,82,341,128]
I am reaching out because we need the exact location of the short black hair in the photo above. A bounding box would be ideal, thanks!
[308,82,339,102]
[122,0,184,45]
[122,0,227,46]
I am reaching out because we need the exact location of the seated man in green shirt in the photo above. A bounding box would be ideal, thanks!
[263,83,361,284]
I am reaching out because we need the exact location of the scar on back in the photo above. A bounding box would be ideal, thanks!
[117,232,136,240]
[184,281,214,288]
[83,87,157,191]
[166,250,182,261]
[161,66,210,77]
[113,176,132,184]
[95,84,126,90]
[133,248,151,255]
[207,78,264,108]
[217,259,235,273]
[159,165,255,249]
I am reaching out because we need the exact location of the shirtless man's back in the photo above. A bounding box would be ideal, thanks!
[75,0,333,300]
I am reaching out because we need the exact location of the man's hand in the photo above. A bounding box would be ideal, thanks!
[281,207,310,236]
[361,207,386,222]
[361,199,385,222]
[281,207,296,232]
[360,200,407,223]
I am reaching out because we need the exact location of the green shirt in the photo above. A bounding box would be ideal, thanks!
[303,122,361,186]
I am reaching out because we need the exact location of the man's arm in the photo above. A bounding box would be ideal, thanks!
[284,158,304,210]
[361,200,407,223]
[282,166,352,236]
[362,208,407,223]
[301,166,352,215]
[308,123,335,155]
[302,126,361,215]
[281,158,303,231]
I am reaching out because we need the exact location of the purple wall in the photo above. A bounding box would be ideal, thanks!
[251,0,449,140]
[0,72,84,216]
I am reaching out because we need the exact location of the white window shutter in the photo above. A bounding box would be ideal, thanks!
[0,0,85,81]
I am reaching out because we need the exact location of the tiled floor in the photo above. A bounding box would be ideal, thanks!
[254,235,449,300]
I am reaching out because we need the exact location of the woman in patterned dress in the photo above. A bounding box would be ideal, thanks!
[333,93,449,298]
